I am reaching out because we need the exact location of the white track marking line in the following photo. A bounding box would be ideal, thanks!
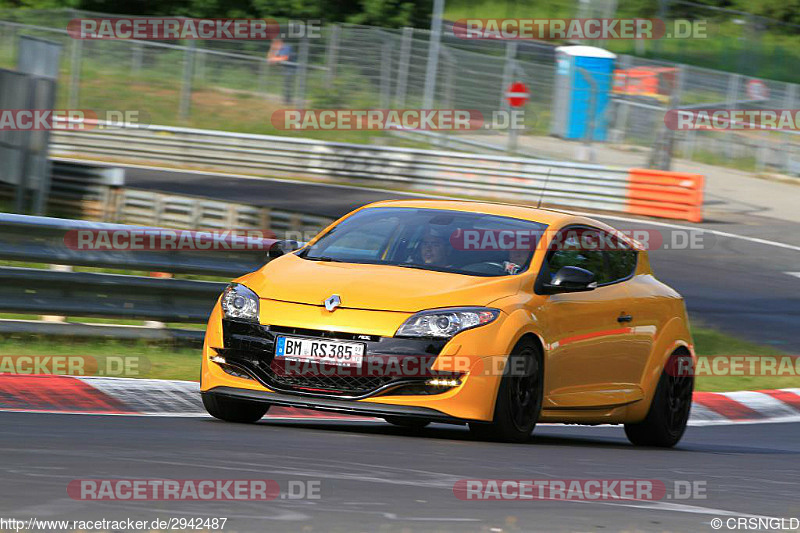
[568,210,800,253]
[786,272,800,278]
[103,455,785,521]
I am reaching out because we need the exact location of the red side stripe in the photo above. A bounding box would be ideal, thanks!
[693,392,763,420]
[0,374,135,413]
[758,389,800,411]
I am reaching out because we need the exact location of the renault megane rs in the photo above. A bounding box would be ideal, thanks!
[201,200,694,446]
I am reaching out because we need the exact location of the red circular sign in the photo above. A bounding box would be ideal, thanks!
[506,82,529,108]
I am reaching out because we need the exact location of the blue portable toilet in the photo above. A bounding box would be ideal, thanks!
[550,46,616,141]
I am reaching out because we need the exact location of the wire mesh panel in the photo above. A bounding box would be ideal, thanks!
[3,9,800,172]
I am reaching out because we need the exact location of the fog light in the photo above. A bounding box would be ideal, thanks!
[426,378,461,387]
[210,355,226,364]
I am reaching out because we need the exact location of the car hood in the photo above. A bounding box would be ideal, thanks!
[241,253,522,313]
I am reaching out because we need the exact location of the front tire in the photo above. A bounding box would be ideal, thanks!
[624,356,694,447]
[202,392,270,423]
[469,339,543,443]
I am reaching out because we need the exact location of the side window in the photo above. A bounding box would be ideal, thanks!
[547,227,608,283]
[547,249,610,284]
[546,226,637,286]
[604,237,638,282]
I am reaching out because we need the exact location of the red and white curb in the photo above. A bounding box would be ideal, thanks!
[0,375,798,426]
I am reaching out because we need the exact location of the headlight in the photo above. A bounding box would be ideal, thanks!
[221,283,259,322]
[395,307,500,338]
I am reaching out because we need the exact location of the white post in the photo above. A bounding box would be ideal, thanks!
[422,0,445,110]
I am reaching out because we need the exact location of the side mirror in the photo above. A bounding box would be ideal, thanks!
[541,266,597,294]
[268,240,302,259]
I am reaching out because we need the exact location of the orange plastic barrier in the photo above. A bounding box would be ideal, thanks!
[626,168,704,222]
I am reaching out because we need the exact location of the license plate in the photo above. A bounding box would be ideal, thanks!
[275,336,365,368]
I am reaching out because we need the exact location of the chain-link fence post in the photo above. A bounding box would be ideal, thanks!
[258,55,268,97]
[780,82,796,173]
[500,41,518,153]
[394,27,413,108]
[324,24,340,85]
[610,55,631,143]
[68,38,82,109]
[294,38,309,107]
[422,0,444,110]
[2,22,15,56]
[380,38,392,109]
[131,41,142,74]
[179,40,196,121]
[723,73,741,159]
[195,47,205,85]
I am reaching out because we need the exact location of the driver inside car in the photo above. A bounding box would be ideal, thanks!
[419,230,452,267]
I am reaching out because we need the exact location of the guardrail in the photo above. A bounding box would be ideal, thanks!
[111,188,333,235]
[0,266,226,322]
[50,121,706,222]
[0,213,284,341]
[0,213,273,276]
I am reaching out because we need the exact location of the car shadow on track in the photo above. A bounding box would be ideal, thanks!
[249,419,642,449]
[226,419,800,454]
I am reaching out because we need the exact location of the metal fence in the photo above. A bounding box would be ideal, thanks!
[1,10,799,173]
[0,212,281,341]
[51,120,640,213]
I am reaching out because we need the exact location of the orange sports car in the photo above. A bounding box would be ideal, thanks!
[201,200,695,446]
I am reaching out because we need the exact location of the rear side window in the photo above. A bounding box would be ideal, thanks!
[605,242,638,282]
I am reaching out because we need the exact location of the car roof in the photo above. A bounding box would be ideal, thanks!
[359,199,647,250]
[361,199,595,227]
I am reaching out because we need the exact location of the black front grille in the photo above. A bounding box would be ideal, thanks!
[266,359,405,396]
[219,319,449,398]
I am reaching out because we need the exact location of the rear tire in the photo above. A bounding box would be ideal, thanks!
[469,339,543,443]
[624,355,693,447]
[383,416,431,429]
[202,392,269,423]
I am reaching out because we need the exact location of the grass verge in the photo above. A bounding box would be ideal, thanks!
[0,324,795,392]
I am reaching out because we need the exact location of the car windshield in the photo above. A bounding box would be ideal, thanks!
[299,207,548,277]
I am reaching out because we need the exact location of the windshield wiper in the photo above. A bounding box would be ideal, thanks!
[393,263,450,273]
[303,255,344,262]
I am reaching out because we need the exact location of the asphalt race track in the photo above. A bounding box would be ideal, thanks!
[4,162,793,533]
[0,412,797,532]
[123,164,800,351]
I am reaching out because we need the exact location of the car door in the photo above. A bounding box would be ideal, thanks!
[539,226,639,409]
[603,236,651,388]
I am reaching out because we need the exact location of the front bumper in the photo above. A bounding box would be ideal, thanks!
[203,387,478,424]
[201,301,510,422]
[217,319,452,399]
